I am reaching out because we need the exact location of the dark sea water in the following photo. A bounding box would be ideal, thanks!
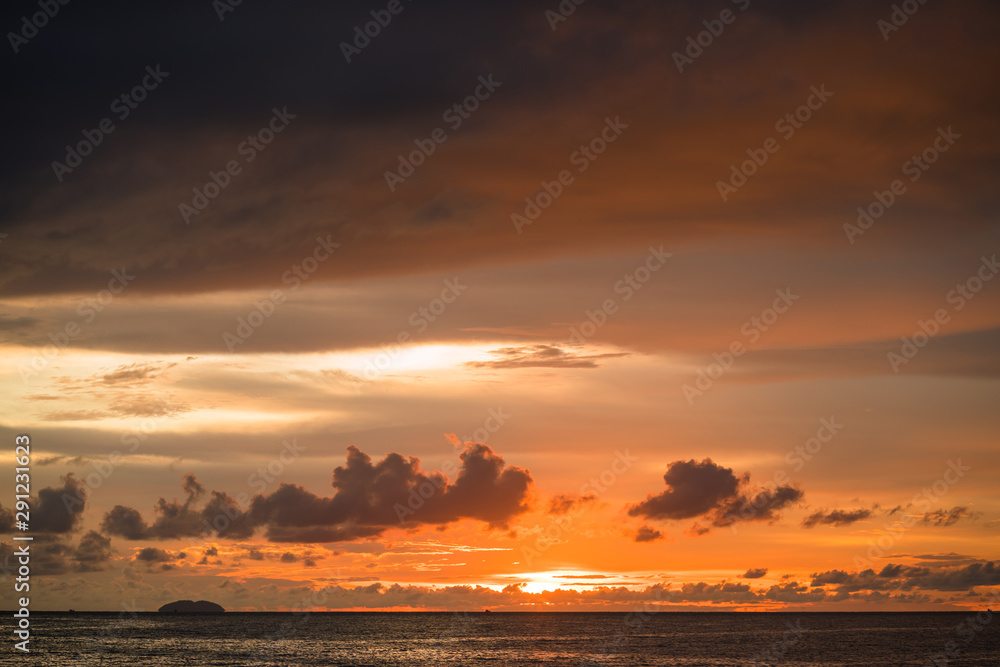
[16,611,1000,666]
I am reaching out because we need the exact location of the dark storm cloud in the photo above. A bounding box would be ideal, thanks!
[182,472,206,502]
[877,504,981,530]
[29,539,76,576]
[134,547,185,563]
[11,531,113,576]
[35,474,87,533]
[916,561,1000,591]
[626,458,742,521]
[802,507,873,528]
[634,526,664,543]
[101,473,254,540]
[547,493,597,515]
[811,569,857,587]
[711,485,804,527]
[672,581,758,603]
[2,0,577,296]
[141,471,208,538]
[762,581,826,603]
[811,560,1000,595]
[74,530,113,571]
[251,442,533,540]
[201,491,257,539]
[136,496,201,539]
[626,458,803,534]
[101,471,222,540]
[742,568,768,579]
[0,474,87,534]
[3,0,539,167]
[100,505,149,540]
[3,0,998,299]
[101,443,533,543]
[919,506,974,527]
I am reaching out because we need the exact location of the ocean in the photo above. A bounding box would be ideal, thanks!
[13,611,1000,665]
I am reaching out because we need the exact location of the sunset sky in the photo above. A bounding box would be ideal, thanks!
[2,0,999,612]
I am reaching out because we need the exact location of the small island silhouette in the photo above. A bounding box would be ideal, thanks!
[158,600,225,613]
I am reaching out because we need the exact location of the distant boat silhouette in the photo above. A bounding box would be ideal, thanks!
[484,609,491,613]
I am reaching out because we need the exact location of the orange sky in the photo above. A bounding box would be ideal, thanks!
[1,0,999,612]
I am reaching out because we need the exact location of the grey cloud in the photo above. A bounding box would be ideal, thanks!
[802,508,873,528]
[102,444,533,543]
